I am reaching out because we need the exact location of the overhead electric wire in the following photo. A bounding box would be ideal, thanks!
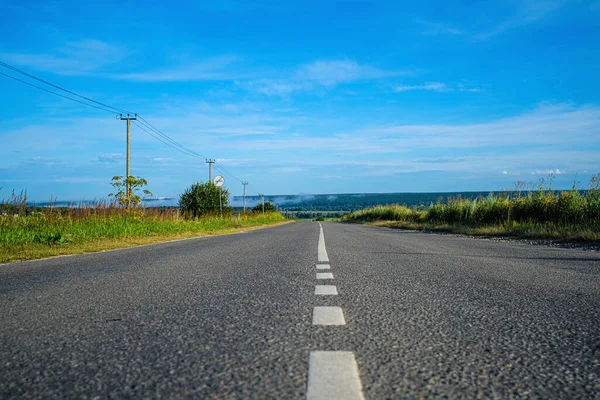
[0,61,207,159]
[136,115,208,159]
[131,121,203,158]
[0,60,262,195]
[0,71,118,114]
[0,60,132,114]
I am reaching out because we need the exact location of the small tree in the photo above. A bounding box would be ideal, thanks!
[253,201,275,213]
[179,181,230,218]
[109,176,152,208]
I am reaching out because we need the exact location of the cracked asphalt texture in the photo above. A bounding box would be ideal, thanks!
[2,221,600,399]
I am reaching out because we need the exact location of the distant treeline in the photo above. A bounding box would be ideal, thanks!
[240,190,592,213]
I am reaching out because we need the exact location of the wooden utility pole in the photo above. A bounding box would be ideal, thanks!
[206,159,215,182]
[120,113,137,208]
[242,182,248,213]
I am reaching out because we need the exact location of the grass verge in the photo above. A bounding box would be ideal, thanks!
[362,220,600,242]
[342,174,600,243]
[0,211,289,264]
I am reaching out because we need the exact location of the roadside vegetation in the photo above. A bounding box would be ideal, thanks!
[343,174,600,242]
[0,180,287,263]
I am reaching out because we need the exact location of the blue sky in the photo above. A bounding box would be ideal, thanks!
[1,0,599,201]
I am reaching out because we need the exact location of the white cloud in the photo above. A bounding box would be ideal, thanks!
[98,153,125,163]
[111,55,246,82]
[416,20,467,36]
[1,40,125,75]
[419,0,568,40]
[531,168,566,175]
[242,79,312,96]
[502,170,508,175]
[243,59,410,96]
[395,81,482,93]
[277,167,303,173]
[295,60,400,85]
[476,0,567,39]
[395,82,448,92]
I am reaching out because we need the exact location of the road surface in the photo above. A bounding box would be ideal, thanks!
[1,222,599,399]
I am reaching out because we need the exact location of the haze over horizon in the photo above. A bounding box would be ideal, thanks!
[1,0,599,202]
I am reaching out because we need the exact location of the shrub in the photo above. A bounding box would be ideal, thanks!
[179,181,231,219]
[253,201,276,213]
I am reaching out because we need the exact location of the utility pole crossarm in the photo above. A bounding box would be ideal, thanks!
[206,159,215,182]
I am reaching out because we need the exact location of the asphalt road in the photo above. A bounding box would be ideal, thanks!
[1,222,600,399]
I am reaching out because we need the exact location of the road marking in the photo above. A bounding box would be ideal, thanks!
[315,285,338,295]
[312,307,346,325]
[316,272,334,280]
[306,351,364,400]
[316,264,330,270]
[318,222,329,262]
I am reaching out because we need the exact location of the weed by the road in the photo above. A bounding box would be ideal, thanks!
[343,174,600,242]
[0,196,287,263]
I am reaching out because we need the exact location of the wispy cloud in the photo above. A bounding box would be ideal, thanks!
[243,59,410,96]
[419,0,568,40]
[111,55,247,82]
[395,82,448,92]
[475,0,567,39]
[1,40,125,75]
[98,154,125,163]
[2,41,250,82]
[151,157,172,163]
[294,60,400,85]
[531,168,566,175]
[416,20,467,36]
[238,79,311,96]
[394,82,482,93]
[203,103,600,178]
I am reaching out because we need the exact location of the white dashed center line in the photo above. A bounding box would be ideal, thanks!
[306,351,364,400]
[318,223,329,262]
[309,223,364,399]
[312,306,346,325]
[316,272,334,280]
[315,285,338,295]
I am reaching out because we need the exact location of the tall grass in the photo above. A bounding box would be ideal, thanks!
[0,190,286,262]
[343,174,600,241]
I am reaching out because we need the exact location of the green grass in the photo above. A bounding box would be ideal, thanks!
[0,194,288,263]
[343,174,600,242]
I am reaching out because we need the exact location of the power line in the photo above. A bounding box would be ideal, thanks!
[0,71,118,114]
[136,116,208,159]
[131,120,203,158]
[0,61,263,195]
[0,63,208,160]
[0,60,132,114]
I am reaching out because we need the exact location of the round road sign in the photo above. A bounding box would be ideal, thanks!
[213,175,225,187]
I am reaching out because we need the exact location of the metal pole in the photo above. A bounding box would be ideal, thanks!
[219,187,223,217]
[242,182,248,214]
[126,118,130,183]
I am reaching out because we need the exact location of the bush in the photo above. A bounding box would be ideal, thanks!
[179,181,231,219]
[253,201,276,213]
